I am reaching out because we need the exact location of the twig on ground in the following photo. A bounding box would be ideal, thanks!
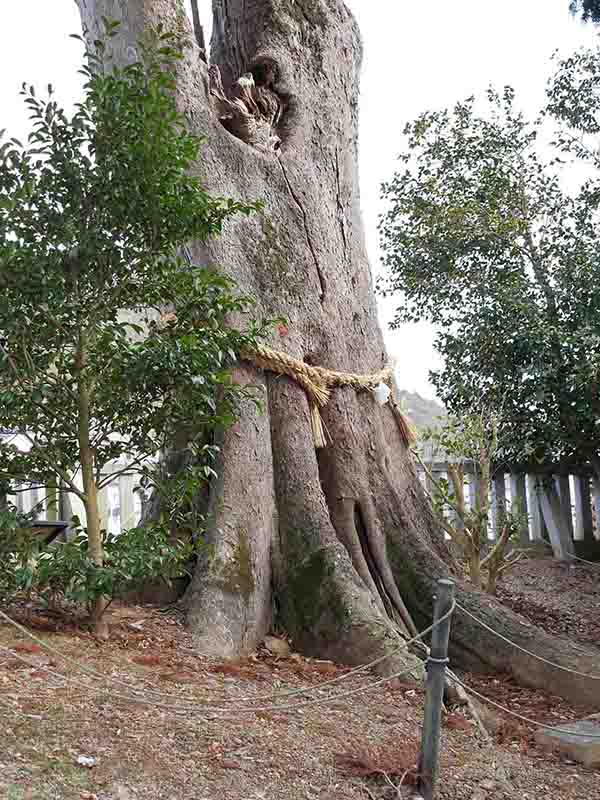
[447,669,491,741]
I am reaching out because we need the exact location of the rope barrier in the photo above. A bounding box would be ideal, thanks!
[0,643,67,690]
[0,604,454,716]
[455,601,600,680]
[569,553,600,567]
[7,602,600,740]
[0,638,419,719]
[0,605,384,705]
[449,672,600,739]
[0,608,426,707]
[0,658,424,730]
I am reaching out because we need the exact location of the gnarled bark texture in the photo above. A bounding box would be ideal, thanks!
[75,0,600,706]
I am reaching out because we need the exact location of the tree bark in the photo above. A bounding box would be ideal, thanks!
[75,0,600,705]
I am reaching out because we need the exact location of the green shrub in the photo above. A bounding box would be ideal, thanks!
[0,515,194,614]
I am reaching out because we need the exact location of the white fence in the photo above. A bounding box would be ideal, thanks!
[11,460,143,536]
[6,448,600,560]
[417,462,600,560]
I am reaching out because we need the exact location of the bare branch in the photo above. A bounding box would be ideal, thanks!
[97,454,149,489]
[413,449,466,521]
[3,483,64,494]
[480,523,512,569]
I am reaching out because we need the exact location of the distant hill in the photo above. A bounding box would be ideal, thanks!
[397,390,445,429]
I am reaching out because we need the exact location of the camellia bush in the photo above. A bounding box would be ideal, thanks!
[0,509,194,615]
[0,23,265,633]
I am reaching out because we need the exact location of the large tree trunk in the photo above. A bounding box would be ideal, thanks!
[75,0,600,706]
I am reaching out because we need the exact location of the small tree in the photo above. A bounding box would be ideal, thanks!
[0,25,262,634]
[415,413,527,594]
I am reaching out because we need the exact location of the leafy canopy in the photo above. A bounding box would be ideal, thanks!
[569,1,600,23]
[0,23,263,519]
[378,50,600,472]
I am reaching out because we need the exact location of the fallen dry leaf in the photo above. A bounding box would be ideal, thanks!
[13,643,43,654]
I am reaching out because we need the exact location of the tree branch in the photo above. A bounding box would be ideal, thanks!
[496,550,527,575]
[0,341,84,499]
[2,483,65,494]
[447,463,465,515]
[0,340,76,422]
[190,0,207,61]
[97,453,149,489]
[413,449,467,523]
[480,523,512,569]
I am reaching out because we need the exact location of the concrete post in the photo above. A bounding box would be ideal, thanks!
[509,473,529,546]
[526,474,544,541]
[15,484,24,514]
[592,476,600,540]
[573,475,593,542]
[466,471,480,513]
[96,480,111,534]
[555,475,574,542]
[539,481,575,561]
[45,481,58,522]
[59,484,77,541]
[119,473,136,532]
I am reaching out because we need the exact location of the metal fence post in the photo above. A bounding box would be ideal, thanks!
[417,578,456,800]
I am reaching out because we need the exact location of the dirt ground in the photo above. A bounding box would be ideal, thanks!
[497,557,600,646]
[0,558,599,800]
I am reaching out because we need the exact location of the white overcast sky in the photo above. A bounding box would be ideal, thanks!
[0,1,597,398]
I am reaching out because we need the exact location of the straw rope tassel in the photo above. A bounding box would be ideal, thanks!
[242,343,416,448]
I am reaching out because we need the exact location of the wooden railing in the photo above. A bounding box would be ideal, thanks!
[6,449,600,562]
[417,460,600,561]
[8,459,143,537]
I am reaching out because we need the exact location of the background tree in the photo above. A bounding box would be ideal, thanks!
[0,25,262,633]
[72,0,600,706]
[569,0,600,22]
[379,79,600,482]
